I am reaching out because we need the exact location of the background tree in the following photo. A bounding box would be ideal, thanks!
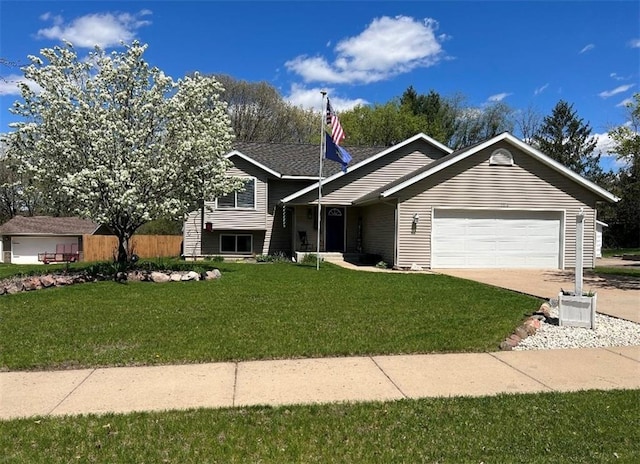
[532,100,602,181]
[400,86,457,145]
[339,100,425,147]
[607,93,640,247]
[513,104,543,143]
[0,140,44,223]
[449,101,514,150]
[215,75,317,143]
[7,41,242,266]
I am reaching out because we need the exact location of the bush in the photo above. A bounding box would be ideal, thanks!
[375,261,388,269]
[299,253,323,265]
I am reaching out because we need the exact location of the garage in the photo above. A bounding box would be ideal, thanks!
[431,209,562,269]
[11,236,79,265]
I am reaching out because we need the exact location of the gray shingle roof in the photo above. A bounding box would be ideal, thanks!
[233,141,383,177]
[0,216,101,235]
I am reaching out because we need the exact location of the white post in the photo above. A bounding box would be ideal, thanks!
[575,209,584,296]
[317,91,327,271]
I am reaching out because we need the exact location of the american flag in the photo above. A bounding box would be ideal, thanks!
[326,98,345,145]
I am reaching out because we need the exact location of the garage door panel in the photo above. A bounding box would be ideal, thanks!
[432,210,561,269]
[12,237,78,265]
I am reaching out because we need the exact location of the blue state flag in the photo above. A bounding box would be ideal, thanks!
[325,132,352,173]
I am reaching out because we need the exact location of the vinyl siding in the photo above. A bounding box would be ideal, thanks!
[395,142,602,269]
[183,158,314,258]
[267,180,314,255]
[361,202,396,265]
[293,140,447,205]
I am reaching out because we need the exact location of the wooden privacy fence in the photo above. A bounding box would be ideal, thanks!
[82,235,182,262]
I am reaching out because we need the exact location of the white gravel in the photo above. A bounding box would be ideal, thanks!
[514,306,640,350]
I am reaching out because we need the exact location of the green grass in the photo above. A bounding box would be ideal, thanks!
[592,266,640,278]
[0,262,86,279]
[1,390,637,463]
[0,262,540,371]
[602,247,640,258]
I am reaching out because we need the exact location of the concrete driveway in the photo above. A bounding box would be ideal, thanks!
[436,258,640,323]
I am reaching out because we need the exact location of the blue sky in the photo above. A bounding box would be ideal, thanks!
[1,0,638,171]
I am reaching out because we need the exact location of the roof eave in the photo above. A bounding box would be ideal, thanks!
[381,132,620,203]
[225,151,283,178]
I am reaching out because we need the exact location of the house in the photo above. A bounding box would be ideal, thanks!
[0,216,110,264]
[183,132,617,269]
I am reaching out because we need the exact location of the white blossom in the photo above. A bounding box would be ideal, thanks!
[7,41,242,263]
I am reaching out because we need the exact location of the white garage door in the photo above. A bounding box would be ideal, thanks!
[432,209,561,269]
[11,236,78,265]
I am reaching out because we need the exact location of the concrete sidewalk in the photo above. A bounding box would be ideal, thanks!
[2,346,638,420]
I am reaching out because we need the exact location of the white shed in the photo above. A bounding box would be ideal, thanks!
[0,216,106,264]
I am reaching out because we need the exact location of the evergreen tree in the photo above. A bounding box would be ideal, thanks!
[532,100,602,181]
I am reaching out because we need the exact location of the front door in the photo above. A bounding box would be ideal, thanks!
[325,207,345,252]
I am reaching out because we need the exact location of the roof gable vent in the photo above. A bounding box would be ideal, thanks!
[489,148,514,166]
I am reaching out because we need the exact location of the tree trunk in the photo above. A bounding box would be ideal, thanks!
[116,231,132,268]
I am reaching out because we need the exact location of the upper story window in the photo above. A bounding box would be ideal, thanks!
[217,178,256,209]
[489,148,514,166]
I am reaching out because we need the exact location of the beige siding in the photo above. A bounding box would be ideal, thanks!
[183,156,314,258]
[345,207,362,253]
[361,202,396,264]
[294,140,447,205]
[267,180,314,255]
[395,142,602,269]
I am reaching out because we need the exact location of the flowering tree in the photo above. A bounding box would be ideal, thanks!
[7,41,241,265]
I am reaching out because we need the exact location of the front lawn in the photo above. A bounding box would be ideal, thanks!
[0,263,540,371]
[1,390,637,463]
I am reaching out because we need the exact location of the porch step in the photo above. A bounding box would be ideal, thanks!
[294,252,363,263]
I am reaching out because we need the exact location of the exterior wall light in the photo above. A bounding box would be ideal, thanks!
[413,213,420,225]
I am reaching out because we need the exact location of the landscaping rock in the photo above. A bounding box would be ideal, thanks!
[127,271,145,282]
[205,269,222,280]
[40,275,56,288]
[499,340,513,351]
[410,263,423,271]
[181,271,200,281]
[150,272,171,283]
[539,303,552,318]
[514,326,529,340]
[1,267,221,296]
[23,277,42,291]
[55,276,73,286]
[6,282,23,294]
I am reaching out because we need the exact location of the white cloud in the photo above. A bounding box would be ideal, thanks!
[285,84,368,112]
[0,74,42,96]
[534,83,549,95]
[609,72,630,81]
[37,10,152,48]
[599,84,635,98]
[594,131,629,170]
[579,43,595,54]
[616,97,634,107]
[286,16,447,85]
[629,38,640,48]
[487,92,511,102]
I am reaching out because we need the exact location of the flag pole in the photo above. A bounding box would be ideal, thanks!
[317,91,327,271]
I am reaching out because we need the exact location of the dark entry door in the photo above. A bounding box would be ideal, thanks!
[325,207,345,252]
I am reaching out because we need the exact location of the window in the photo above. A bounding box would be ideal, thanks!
[217,178,256,209]
[489,148,514,166]
[220,234,252,254]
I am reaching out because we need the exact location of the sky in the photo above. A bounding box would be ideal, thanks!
[1,0,638,171]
